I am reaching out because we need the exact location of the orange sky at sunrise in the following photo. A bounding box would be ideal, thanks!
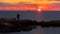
[0,0,60,11]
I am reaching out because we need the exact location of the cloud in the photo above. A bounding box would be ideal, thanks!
[53,0,60,1]
[0,2,37,11]
[0,2,60,7]
[0,2,60,11]
[48,3,60,8]
[48,0,60,1]
[16,2,37,7]
[0,2,13,7]
[0,2,37,7]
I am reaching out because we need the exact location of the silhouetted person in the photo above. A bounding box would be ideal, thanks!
[17,13,20,20]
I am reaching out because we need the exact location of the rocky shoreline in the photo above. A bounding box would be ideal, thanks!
[0,18,60,33]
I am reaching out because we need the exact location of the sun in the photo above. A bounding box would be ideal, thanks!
[38,9,41,11]
[37,6,44,12]
[36,8,42,13]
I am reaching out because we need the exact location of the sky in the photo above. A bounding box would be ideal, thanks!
[0,0,60,21]
[0,0,60,11]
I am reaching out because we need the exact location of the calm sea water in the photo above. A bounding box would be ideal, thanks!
[0,11,60,21]
[0,11,60,34]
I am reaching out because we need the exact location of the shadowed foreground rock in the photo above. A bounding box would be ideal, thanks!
[0,18,60,33]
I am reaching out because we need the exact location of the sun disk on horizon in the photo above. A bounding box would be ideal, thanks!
[38,9,41,11]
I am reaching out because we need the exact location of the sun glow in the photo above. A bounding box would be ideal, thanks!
[37,8,42,13]
[38,9,41,11]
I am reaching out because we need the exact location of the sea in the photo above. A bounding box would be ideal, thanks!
[0,11,60,34]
